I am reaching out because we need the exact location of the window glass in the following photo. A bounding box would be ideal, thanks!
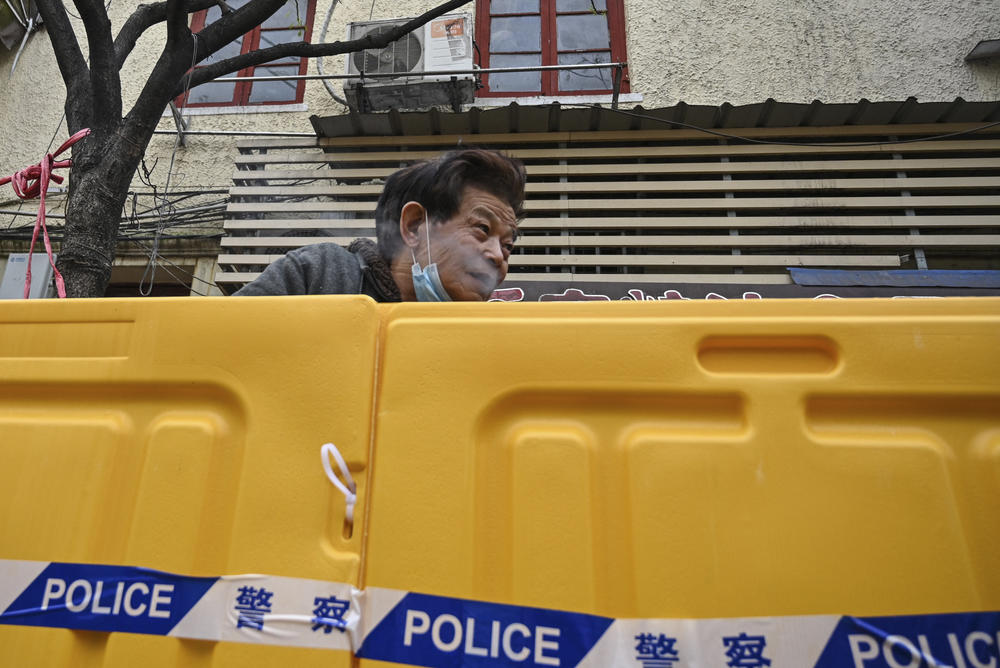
[257,27,306,65]
[491,0,539,13]
[557,51,612,90]
[247,65,300,102]
[183,0,314,107]
[475,0,627,97]
[263,0,310,27]
[187,78,237,104]
[204,0,305,27]
[201,36,243,63]
[491,16,541,52]
[489,54,542,92]
[556,0,607,10]
[258,28,306,47]
[205,0,252,25]
[556,14,610,50]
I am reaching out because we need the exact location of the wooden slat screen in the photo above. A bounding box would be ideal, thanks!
[216,124,1000,290]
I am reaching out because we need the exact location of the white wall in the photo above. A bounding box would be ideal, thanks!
[626,0,999,106]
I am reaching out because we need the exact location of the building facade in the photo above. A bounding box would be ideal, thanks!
[1,0,998,297]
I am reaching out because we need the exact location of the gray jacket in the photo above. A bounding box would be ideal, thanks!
[233,242,400,301]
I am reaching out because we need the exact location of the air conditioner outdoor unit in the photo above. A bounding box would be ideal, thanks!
[0,253,55,299]
[344,13,475,112]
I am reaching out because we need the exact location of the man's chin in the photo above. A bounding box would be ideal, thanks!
[468,273,500,300]
[468,287,492,301]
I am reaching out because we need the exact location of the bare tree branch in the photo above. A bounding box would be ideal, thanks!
[166,0,195,47]
[125,0,287,130]
[35,0,91,129]
[182,0,472,94]
[35,0,87,78]
[114,0,218,70]
[192,0,285,57]
[74,0,122,130]
[128,0,197,128]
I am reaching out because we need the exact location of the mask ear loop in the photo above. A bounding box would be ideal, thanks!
[423,210,433,266]
[409,208,433,268]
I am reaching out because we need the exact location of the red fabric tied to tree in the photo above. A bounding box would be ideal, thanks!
[1,128,91,298]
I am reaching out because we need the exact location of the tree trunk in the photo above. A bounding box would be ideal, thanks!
[58,130,147,297]
[38,0,472,297]
[59,172,125,297]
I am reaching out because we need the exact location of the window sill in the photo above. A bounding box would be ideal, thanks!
[163,103,308,117]
[469,93,642,108]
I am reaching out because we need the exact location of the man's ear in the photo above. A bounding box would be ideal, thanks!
[399,201,426,249]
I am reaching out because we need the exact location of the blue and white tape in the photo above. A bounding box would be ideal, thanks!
[1,559,998,667]
[0,559,358,650]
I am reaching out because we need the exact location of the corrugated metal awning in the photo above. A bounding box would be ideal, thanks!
[310,97,1000,138]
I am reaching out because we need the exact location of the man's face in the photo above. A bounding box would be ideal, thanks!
[416,186,518,301]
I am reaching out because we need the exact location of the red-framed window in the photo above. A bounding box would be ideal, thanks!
[178,0,317,108]
[474,0,629,97]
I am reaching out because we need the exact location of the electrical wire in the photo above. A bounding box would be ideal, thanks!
[1,182,226,265]
[126,245,210,296]
[140,32,199,296]
[316,0,349,106]
[127,190,227,217]
[124,238,227,296]
[0,218,225,241]
[568,104,1000,148]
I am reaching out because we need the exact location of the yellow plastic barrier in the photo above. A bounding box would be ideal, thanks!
[367,298,1000,618]
[0,296,378,666]
[1,296,999,666]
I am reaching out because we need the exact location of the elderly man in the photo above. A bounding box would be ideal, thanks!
[234,149,526,301]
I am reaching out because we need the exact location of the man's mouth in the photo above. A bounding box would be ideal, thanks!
[471,270,498,288]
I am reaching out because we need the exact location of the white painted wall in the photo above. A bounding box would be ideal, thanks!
[1,0,997,217]
[626,0,1000,107]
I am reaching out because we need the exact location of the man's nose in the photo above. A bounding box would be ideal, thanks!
[484,236,504,267]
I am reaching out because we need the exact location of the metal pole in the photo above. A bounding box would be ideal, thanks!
[152,130,318,137]
[217,62,628,82]
[611,64,623,110]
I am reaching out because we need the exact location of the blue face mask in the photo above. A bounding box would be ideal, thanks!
[410,213,452,302]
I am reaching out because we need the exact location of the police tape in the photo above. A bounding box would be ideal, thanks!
[1,559,998,667]
[0,559,359,650]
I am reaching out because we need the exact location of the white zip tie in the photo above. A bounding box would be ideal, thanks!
[320,443,356,525]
